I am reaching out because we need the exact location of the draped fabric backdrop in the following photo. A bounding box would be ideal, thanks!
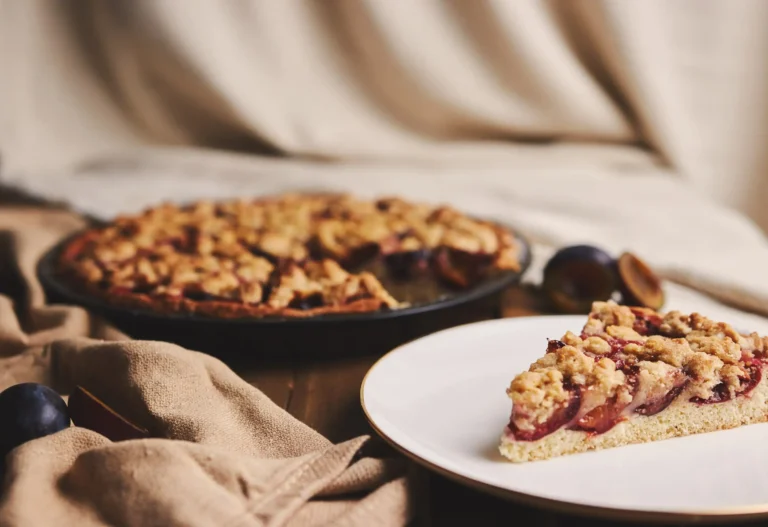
[1,0,768,324]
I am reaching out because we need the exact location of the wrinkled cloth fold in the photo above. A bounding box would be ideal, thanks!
[0,208,411,527]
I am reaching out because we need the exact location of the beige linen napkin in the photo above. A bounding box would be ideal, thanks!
[0,207,412,526]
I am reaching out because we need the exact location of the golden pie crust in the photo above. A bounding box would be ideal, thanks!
[56,193,523,318]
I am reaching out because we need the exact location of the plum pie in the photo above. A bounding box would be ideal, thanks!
[500,301,768,462]
[56,193,523,318]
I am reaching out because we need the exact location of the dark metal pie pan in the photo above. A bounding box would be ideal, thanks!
[37,229,531,363]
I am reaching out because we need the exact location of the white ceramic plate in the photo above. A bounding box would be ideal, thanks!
[361,315,768,523]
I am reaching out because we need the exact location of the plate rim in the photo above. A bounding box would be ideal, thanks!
[360,315,768,524]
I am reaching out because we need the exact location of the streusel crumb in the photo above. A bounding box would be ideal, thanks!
[508,370,569,431]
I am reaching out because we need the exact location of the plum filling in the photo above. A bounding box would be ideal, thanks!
[634,379,688,416]
[690,362,762,404]
[340,242,381,269]
[578,337,643,370]
[509,388,581,441]
[570,392,632,434]
[383,249,431,279]
[288,292,325,310]
[629,308,663,336]
[546,339,566,353]
[432,248,494,288]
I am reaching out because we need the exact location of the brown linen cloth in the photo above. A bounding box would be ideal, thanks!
[0,207,413,526]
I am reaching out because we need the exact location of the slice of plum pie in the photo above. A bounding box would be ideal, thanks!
[499,301,768,462]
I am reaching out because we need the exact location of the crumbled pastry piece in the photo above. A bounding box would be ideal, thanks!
[561,331,582,347]
[582,317,604,337]
[633,360,681,407]
[305,259,348,283]
[531,352,558,370]
[720,364,748,398]
[641,336,690,368]
[687,335,741,364]
[323,273,398,307]
[740,332,768,359]
[621,342,645,357]
[659,311,692,337]
[583,336,612,355]
[239,282,264,304]
[78,258,103,282]
[685,352,725,400]
[606,325,644,341]
[591,301,636,328]
[507,369,569,431]
[591,358,626,398]
[235,257,274,283]
[554,346,595,385]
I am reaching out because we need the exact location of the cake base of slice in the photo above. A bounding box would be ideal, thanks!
[499,367,768,463]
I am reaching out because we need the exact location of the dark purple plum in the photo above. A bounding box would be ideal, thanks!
[432,247,494,288]
[617,252,665,310]
[0,383,70,460]
[542,245,616,313]
[288,292,325,310]
[383,249,431,280]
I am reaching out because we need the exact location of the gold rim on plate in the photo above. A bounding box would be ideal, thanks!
[360,336,768,525]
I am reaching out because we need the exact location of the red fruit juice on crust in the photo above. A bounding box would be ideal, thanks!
[570,393,631,434]
[690,362,762,404]
[509,389,581,441]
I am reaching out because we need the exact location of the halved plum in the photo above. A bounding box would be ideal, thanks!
[432,247,494,288]
[571,392,632,434]
[542,245,617,314]
[617,252,664,310]
[546,339,566,353]
[384,249,431,280]
[340,242,382,269]
[508,389,581,441]
[68,386,149,442]
[633,377,689,416]
[630,307,664,336]
[288,292,325,310]
[690,362,762,404]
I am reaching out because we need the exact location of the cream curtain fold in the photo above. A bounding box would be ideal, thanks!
[2,0,768,322]
[4,1,767,222]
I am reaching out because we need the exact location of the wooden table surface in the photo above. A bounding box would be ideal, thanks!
[231,285,768,527]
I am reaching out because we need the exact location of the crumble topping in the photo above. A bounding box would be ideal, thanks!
[507,370,569,431]
[741,332,768,358]
[590,302,635,329]
[633,360,681,408]
[552,345,595,385]
[606,325,644,341]
[508,301,767,433]
[685,353,724,400]
[591,358,628,399]
[583,336,612,355]
[59,194,522,317]
[642,336,690,368]
[659,311,692,337]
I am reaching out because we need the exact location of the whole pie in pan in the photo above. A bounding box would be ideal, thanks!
[500,301,768,462]
[56,194,523,318]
